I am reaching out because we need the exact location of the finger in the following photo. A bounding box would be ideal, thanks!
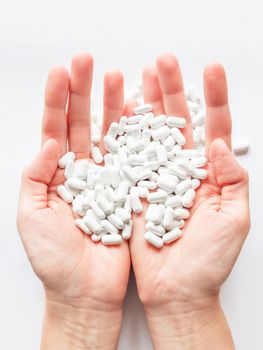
[67,53,93,157]
[42,67,69,155]
[101,71,124,148]
[156,53,193,147]
[142,65,165,115]
[19,139,60,212]
[204,63,232,153]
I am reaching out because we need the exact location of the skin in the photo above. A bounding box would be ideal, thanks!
[17,52,250,349]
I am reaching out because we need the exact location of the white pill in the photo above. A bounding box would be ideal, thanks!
[163,135,175,150]
[124,124,141,134]
[75,218,90,235]
[116,181,129,202]
[122,165,139,184]
[157,145,168,165]
[192,111,205,127]
[145,204,158,222]
[168,164,187,179]
[145,222,165,236]
[102,234,122,245]
[192,178,201,190]
[144,232,164,248]
[190,156,207,168]
[91,233,104,242]
[58,152,75,168]
[174,220,185,229]
[166,116,186,128]
[133,104,153,114]
[108,122,119,138]
[74,160,89,179]
[118,116,128,135]
[101,219,119,235]
[176,179,192,195]
[107,214,124,230]
[178,149,199,159]
[105,187,118,204]
[174,208,190,220]
[91,134,100,144]
[192,168,208,180]
[104,135,120,153]
[149,114,166,129]
[95,184,105,198]
[187,101,200,113]
[171,128,186,146]
[233,140,250,155]
[152,125,171,141]
[193,127,203,145]
[96,195,114,215]
[165,195,182,207]
[66,178,87,191]
[181,189,196,208]
[130,186,149,198]
[153,204,165,225]
[124,195,132,213]
[157,175,178,193]
[57,185,74,203]
[115,208,131,223]
[118,147,128,165]
[138,180,157,190]
[127,114,142,124]
[163,228,183,244]
[104,153,114,166]
[89,201,106,220]
[139,112,154,128]
[91,146,103,164]
[122,220,132,240]
[177,159,194,175]
[127,154,147,166]
[147,189,168,203]
[83,215,101,234]
[130,193,143,213]
[64,159,75,179]
[138,169,152,181]
[142,128,152,139]
[163,207,176,230]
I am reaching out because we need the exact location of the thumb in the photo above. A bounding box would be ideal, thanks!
[19,139,60,212]
[209,138,249,203]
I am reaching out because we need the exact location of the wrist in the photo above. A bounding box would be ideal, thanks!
[145,296,235,350]
[41,295,123,350]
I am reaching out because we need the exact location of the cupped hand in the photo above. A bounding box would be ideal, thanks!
[17,53,130,311]
[129,54,250,308]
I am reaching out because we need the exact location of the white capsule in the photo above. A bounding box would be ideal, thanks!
[152,125,171,141]
[157,145,168,165]
[96,195,114,215]
[138,180,157,190]
[163,135,175,150]
[174,220,185,229]
[75,218,91,235]
[133,103,153,114]
[107,213,124,230]
[64,159,75,179]
[142,128,152,139]
[116,181,129,202]
[147,189,168,203]
[108,122,119,138]
[145,161,159,171]
[162,207,176,230]
[190,156,208,168]
[83,215,102,234]
[166,116,186,128]
[193,127,203,145]
[163,228,183,244]
[139,112,154,128]
[174,208,190,220]
[165,195,182,208]
[104,135,120,153]
[177,159,194,175]
[138,169,152,180]
[127,154,147,166]
[192,111,205,127]
[144,232,164,248]
[74,160,89,179]
[175,179,192,195]
[115,208,131,223]
[153,204,165,225]
[233,140,250,155]
[89,201,106,220]
[178,149,199,159]
[181,189,196,208]
[127,114,142,124]
[192,178,201,190]
[145,222,165,236]
[122,220,132,240]
[91,233,104,242]
[188,101,200,113]
[58,152,76,168]
[91,121,101,135]
[157,174,178,193]
[105,187,118,204]
[130,193,143,213]
[104,153,114,166]
[145,204,158,222]
[94,184,105,198]
[168,164,187,179]
[149,114,166,129]
[192,168,208,180]
[102,234,122,245]
[171,128,186,146]
[124,124,141,134]
[66,178,87,191]
[101,219,119,235]
[91,134,100,144]
[130,186,149,198]
[118,147,128,165]
[118,116,128,135]
[83,190,96,206]
[91,146,103,164]
[57,185,74,203]
[122,165,139,184]
[124,195,132,213]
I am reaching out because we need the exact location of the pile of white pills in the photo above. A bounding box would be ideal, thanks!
[56,84,249,248]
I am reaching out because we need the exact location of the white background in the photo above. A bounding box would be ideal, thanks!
[0,0,262,349]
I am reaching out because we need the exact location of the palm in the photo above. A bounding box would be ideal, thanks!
[130,54,249,305]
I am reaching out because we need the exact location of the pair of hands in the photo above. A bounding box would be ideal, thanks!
[17,53,250,350]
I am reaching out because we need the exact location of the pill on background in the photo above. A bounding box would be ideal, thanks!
[144,232,164,248]
[122,220,133,240]
[181,189,196,208]
[130,193,143,213]
[174,208,190,220]
[57,185,74,203]
[149,115,167,128]
[96,195,114,215]
[115,208,131,223]
[91,146,103,164]
[163,228,183,244]
[171,128,186,146]
[64,159,75,179]
[101,219,119,235]
[107,214,125,230]
[75,218,91,235]
[104,135,120,153]
[162,207,176,230]
[108,122,119,138]
[145,222,166,236]
[147,189,168,203]
[58,152,76,168]
[175,179,193,195]
[83,215,102,234]
[66,178,87,190]
[102,234,122,245]
[166,116,186,128]
[191,168,208,180]
[233,140,250,155]
[133,104,153,115]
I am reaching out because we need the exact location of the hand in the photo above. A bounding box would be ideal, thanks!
[129,54,250,349]
[17,53,130,349]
